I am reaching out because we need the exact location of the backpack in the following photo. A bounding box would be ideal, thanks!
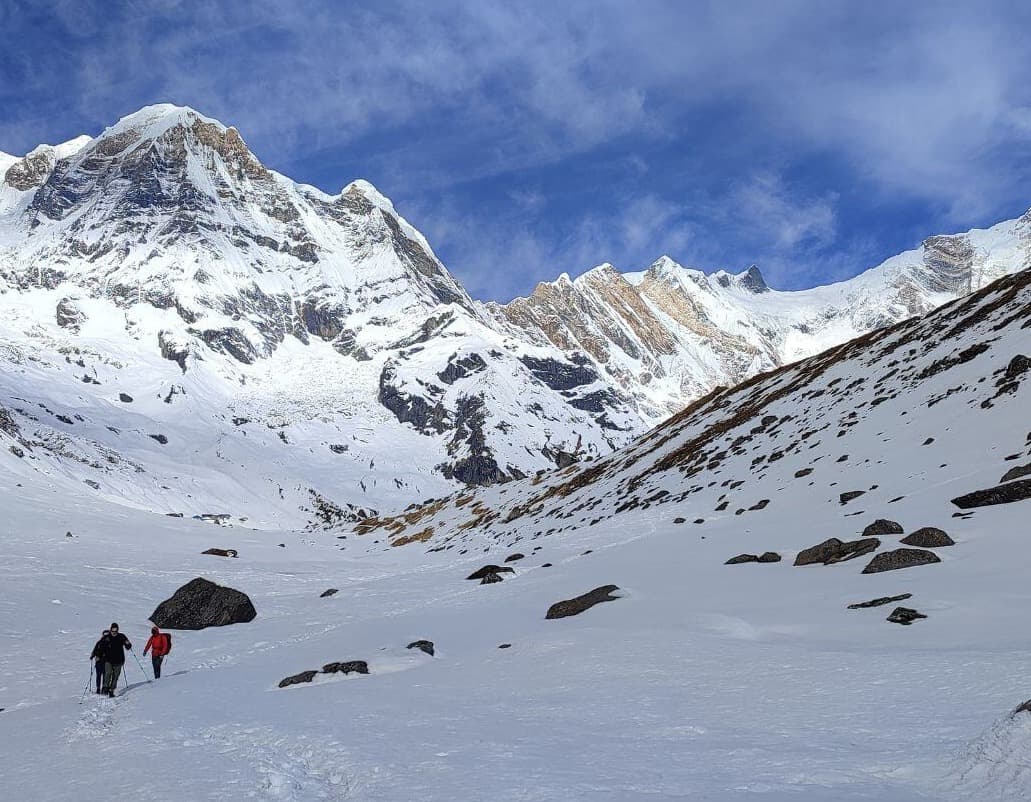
[163,632,172,653]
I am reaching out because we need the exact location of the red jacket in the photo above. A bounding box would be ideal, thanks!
[144,630,171,657]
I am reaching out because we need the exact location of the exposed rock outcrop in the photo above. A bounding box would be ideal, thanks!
[861,549,940,574]
[900,527,954,548]
[862,519,903,537]
[848,593,913,609]
[546,585,620,619]
[794,537,880,566]
[952,479,1031,508]
[886,607,927,625]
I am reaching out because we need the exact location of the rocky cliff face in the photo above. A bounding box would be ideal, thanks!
[495,230,1026,421]
[0,104,1027,522]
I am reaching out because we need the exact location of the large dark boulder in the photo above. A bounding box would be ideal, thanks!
[952,478,1031,509]
[150,577,256,630]
[862,519,904,537]
[757,551,782,563]
[725,553,758,565]
[861,548,940,574]
[794,537,880,566]
[839,490,866,505]
[900,527,954,548]
[545,585,620,619]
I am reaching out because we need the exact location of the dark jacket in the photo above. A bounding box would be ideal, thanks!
[99,632,132,665]
[89,638,106,661]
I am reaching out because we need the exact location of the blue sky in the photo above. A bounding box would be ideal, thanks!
[3,0,1031,301]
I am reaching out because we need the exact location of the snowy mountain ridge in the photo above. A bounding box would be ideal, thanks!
[0,104,1027,525]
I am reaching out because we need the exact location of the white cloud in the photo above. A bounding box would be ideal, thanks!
[732,174,837,251]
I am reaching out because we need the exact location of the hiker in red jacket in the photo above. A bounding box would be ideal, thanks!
[143,626,172,678]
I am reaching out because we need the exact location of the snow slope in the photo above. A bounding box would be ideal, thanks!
[0,266,1028,800]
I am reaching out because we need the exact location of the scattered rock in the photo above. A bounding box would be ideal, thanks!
[951,479,1031,509]
[862,519,904,537]
[757,551,782,563]
[322,661,369,675]
[794,537,880,566]
[1004,354,1030,380]
[900,527,955,548]
[149,433,169,445]
[201,548,238,558]
[848,593,913,609]
[118,393,133,403]
[546,585,620,619]
[886,607,927,625]
[56,297,86,330]
[862,548,941,574]
[278,671,318,688]
[922,437,935,446]
[725,553,759,565]
[839,490,866,505]
[466,564,515,583]
[498,643,512,649]
[407,640,435,656]
[150,577,257,630]
[504,553,525,563]
[673,517,686,524]
[198,513,231,525]
[320,588,339,598]
[540,563,553,568]
[794,468,814,478]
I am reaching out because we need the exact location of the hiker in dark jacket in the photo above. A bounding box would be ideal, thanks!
[89,630,109,693]
[99,623,132,697]
[143,626,171,678]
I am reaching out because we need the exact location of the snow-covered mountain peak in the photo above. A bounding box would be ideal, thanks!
[0,103,1029,521]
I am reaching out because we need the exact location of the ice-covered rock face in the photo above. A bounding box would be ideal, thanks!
[1,105,476,362]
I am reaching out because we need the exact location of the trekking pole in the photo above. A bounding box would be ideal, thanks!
[79,665,93,704]
[131,648,151,681]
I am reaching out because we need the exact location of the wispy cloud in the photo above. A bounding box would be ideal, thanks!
[732,174,837,251]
